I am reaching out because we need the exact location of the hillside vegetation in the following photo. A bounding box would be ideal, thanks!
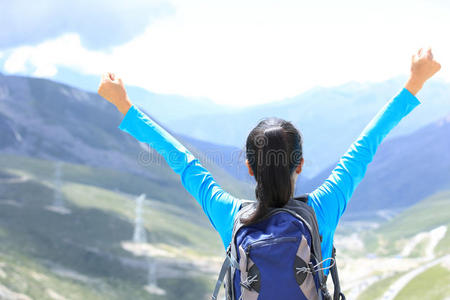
[365,190,450,256]
[0,74,448,299]
[337,190,450,300]
[0,154,223,300]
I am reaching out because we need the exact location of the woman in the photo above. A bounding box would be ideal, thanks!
[97,48,440,289]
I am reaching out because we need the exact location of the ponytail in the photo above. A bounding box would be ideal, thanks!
[243,118,302,225]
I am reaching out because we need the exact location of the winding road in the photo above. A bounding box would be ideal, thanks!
[381,255,450,300]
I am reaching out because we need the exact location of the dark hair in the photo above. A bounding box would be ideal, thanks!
[243,117,303,225]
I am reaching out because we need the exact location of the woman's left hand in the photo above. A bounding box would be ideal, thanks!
[405,48,441,95]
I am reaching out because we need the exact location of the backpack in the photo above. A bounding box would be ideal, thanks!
[211,195,345,300]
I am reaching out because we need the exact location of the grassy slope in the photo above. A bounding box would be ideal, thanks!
[0,250,214,300]
[62,183,223,255]
[364,190,450,256]
[395,265,450,300]
[0,155,223,299]
[2,153,448,299]
[356,272,404,300]
[0,154,197,210]
[354,190,450,299]
[0,151,253,213]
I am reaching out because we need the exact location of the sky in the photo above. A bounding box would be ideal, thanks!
[1,0,449,106]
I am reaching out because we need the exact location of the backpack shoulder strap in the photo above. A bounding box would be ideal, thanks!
[330,246,346,300]
[291,195,344,300]
[286,195,322,258]
[293,194,309,203]
[211,200,257,300]
[286,195,331,298]
[211,247,240,300]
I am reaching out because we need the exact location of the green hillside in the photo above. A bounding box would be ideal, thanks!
[364,190,450,256]
[0,154,223,300]
[356,272,404,300]
[0,75,253,212]
[395,265,450,300]
[351,190,450,299]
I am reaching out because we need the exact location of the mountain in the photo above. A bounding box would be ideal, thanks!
[21,67,233,123]
[0,73,448,299]
[160,78,450,176]
[28,70,450,178]
[177,134,253,183]
[0,155,222,300]
[296,113,450,219]
[0,74,251,300]
[357,189,450,299]
[0,73,253,208]
[36,68,450,178]
[336,189,450,300]
[128,86,232,123]
[2,72,448,219]
[366,189,450,256]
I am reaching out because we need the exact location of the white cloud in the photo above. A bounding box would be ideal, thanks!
[4,48,29,73]
[3,34,111,77]
[32,64,58,78]
[2,0,450,106]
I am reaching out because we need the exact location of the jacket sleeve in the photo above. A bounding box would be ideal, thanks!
[308,88,421,232]
[119,105,242,247]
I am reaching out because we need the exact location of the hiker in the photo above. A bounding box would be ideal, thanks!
[97,48,441,300]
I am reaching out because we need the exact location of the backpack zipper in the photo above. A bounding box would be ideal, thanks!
[245,236,298,271]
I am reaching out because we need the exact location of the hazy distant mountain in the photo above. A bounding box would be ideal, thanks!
[30,69,450,177]
[184,110,450,220]
[160,78,450,176]
[0,74,253,208]
[0,73,146,173]
[129,86,232,123]
[0,75,240,300]
[178,134,253,183]
[0,72,447,300]
[1,73,448,219]
[32,67,233,122]
[297,113,450,219]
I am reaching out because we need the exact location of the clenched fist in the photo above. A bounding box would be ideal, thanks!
[97,72,132,115]
[405,48,441,95]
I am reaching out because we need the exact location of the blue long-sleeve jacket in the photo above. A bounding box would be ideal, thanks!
[119,88,420,274]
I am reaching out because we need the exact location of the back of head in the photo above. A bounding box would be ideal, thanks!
[244,118,303,225]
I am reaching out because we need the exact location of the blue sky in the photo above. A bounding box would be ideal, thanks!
[0,0,173,49]
[1,0,449,106]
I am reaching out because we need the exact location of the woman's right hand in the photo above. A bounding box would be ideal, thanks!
[405,48,441,95]
[97,72,132,115]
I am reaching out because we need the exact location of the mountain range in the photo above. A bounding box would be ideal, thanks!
[24,69,450,177]
[0,72,448,299]
[1,72,449,219]
[0,73,253,211]
[159,78,450,177]
[296,113,450,219]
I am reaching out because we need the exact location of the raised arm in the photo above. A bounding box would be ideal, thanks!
[308,48,441,231]
[97,73,241,247]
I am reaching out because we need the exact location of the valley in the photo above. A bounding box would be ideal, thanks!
[337,190,450,299]
[0,74,448,299]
